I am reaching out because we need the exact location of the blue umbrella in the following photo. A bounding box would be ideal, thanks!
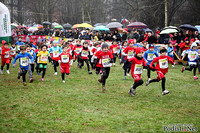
[179,24,197,31]
[94,26,110,31]
[195,25,200,33]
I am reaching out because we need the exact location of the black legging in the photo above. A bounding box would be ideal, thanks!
[185,64,197,76]
[132,79,143,89]
[101,67,110,86]
[19,68,27,83]
[62,73,69,80]
[149,77,166,91]
[123,61,131,76]
[147,64,155,78]
[113,54,117,63]
[39,68,46,78]
[1,64,9,70]
[30,64,34,73]
[53,60,59,72]
[80,59,90,71]
[96,67,101,74]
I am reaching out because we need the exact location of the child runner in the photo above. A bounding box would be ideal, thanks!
[146,47,174,95]
[49,41,62,75]
[72,39,83,67]
[128,47,147,97]
[26,45,35,82]
[91,42,99,69]
[143,44,159,82]
[142,42,148,52]
[79,41,92,74]
[58,45,73,83]
[10,42,17,62]
[122,39,136,79]
[167,42,174,67]
[95,43,113,92]
[13,45,33,86]
[15,36,25,53]
[119,41,128,64]
[181,42,199,80]
[1,43,10,74]
[109,40,120,66]
[37,45,49,81]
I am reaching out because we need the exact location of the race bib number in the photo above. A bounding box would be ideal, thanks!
[189,53,196,61]
[4,54,9,58]
[20,57,28,66]
[61,55,69,63]
[10,50,15,55]
[134,64,143,74]
[81,50,88,57]
[53,50,59,57]
[159,58,168,69]
[102,58,111,67]
[113,48,118,53]
[17,45,21,50]
[147,53,155,61]
[76,48,81,53]
[128,51,134,59]
[41,54,48,62]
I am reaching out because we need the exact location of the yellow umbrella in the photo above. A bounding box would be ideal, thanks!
[77,23,92,28]
[72,24,80,29]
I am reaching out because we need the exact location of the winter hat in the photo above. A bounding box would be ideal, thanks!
[190,38,195,42]
[128,39,134,44]
[190,42,197,49]
[149,44,154,49]
[2,40,6,45]
[184,37,189,41]
[101,43,109,49]
[136,47,144,55]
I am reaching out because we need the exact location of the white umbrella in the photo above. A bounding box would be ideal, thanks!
[106,22,122,28]
[28,27,38,32]
[160,29,178,34]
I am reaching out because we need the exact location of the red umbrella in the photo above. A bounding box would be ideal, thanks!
[127,22,147,29]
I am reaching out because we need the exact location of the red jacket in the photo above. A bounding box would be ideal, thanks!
[129,57,146,75]
[59,52,73,67]
[1,48,10,60]
[97,51,113,68]
[123,46,136,60]
[179,42,190,51]
[95,50,103,68]
[109,44,120,54]
[150,55,174,74]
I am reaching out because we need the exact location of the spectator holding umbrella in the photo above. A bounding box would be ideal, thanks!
[122,31,127,41]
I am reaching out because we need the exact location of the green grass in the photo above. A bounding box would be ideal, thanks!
[0,58,200,133]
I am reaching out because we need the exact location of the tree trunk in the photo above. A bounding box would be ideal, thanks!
[165,0,168,27]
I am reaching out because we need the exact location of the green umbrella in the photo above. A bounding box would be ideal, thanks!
[54,25,63,29]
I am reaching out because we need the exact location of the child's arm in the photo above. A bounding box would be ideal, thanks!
[59,47,62,54]
[37,51,41,57]
[33,51,36,60]
[13,54,19,66]
[167,56,174,65]
[155,51,159,57]
[48,48,52,57]
[143,52,148,62]
[149,58,157,69]
[181,49,188,59]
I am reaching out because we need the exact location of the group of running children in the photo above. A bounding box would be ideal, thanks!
[0,37,199,97]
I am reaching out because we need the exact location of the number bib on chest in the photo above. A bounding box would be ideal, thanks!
[113,47,118,53]
[159,58,168,69]
[147,53,155,61]
[41,54,48,62]
[76,48,81,53]
[188,52,196,61]
[61,55,69,63]
[53,50,59,57]
[4,54,9,58]
[20,57,29,66]
[134,64,143,74]
[81,50,88,57]
[127,51,134,59]
[102,58,111,67]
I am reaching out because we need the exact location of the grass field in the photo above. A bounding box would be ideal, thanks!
[0,58,200,133]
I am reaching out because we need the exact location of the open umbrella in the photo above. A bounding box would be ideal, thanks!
[195,25,200,33]
[106,22,122,28]
[180,24,198,31]
[28,27,38,32]
[77,23,92,28]
[143,28,153,33]
[33,24,43,29]
[42,21,51,25]
[11,23,18,29]
[94,26,109,31]
[72,24,80,29]
[63,23,72,29]
[54,25,63,29]
[94,23,107,27]
[127,22,147,29]
[160,29,178,34]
